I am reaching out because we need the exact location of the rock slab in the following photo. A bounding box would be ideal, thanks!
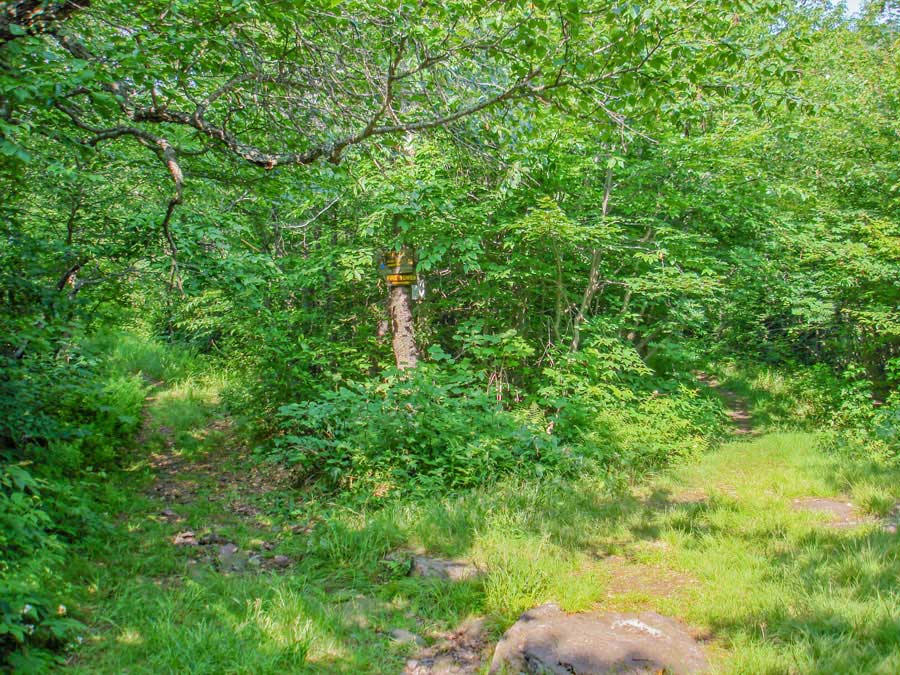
[791,497,873,529]
[411,555,481,582]
[391,628,427,647]
[490,603,707,675]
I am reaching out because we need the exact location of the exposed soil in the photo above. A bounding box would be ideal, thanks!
[135,387,297,574]
[696,372,754,435]
[669,488,709,505]
[404,617,490,675]
[601,555,698,600]
[145,416,292,517]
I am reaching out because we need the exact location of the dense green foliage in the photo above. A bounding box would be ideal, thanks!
[274,365,568,493]
[1,0,898,670]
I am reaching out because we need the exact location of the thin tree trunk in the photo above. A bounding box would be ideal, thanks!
[571,165,613,352]
[389,284,418,368]
[553,243,564,344]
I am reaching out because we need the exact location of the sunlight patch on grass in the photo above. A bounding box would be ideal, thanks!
[852,483,898,518]
[115,629,143,645]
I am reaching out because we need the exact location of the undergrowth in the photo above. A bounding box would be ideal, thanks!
[0,330,202,671]
[5,333,898,672]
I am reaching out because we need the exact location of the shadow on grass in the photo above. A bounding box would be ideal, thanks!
[715,375,801,430]
[146,384,226,457]
[70,573,430,673]
[74,413,900,673]
[699,523,900,672]
[379,460,900,671]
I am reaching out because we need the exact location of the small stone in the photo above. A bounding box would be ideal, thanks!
[173,531,197,546]
[216,543,249,572]
[390,628,426,647]
[230,502,260,517]
[218,543,239,557]
[159,508,182,522]
[271,554,292,568]
[411,555,480,582]
[792,497,874,529]
[199,532,229,545]
[401,616,489,674]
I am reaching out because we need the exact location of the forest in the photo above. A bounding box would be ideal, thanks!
[1,0,899,672]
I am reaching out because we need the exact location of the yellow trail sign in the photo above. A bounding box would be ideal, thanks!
[386,273,417,286]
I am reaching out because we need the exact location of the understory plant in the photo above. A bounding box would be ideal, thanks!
[272,364,569,495]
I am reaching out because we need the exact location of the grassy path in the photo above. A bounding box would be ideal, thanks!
[64,376,900,674]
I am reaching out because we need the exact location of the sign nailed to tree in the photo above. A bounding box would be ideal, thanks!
[378,248,417,287]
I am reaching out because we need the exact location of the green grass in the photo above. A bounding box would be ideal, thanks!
[61,370,900,673]
[710,363,830,432]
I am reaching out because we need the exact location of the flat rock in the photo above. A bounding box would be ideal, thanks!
[490,603,707,675]
[172,530,198,546]
[218,542,239,558]
[791,497,874,529]
[216,542,249,572]
[270,554,292,569]
[159,508,183,523]
[411,555,481,582]
[199,532,229,545]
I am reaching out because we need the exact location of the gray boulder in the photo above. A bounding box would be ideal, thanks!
[490,603,707,674]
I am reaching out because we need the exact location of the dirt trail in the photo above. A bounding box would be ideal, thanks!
[696,372,754,435]
[134,381,298,571]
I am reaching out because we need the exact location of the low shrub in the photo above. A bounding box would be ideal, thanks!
[0,330,188,670]
[272,364,568,495]
[582,389,724,475]
[0,466,83,671]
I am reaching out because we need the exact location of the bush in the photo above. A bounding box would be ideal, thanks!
[582,389,724,475]
[0,465,83,671]
[272,364,568,495]
[0,330,179,670]
[534,341,726,476]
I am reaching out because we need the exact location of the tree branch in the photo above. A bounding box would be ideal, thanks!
[55,99,185,291]
[0,0,89,45]
[131,70,543,169]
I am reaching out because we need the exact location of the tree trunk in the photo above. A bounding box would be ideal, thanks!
[389,284,418,369]
[571,165,613,352]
